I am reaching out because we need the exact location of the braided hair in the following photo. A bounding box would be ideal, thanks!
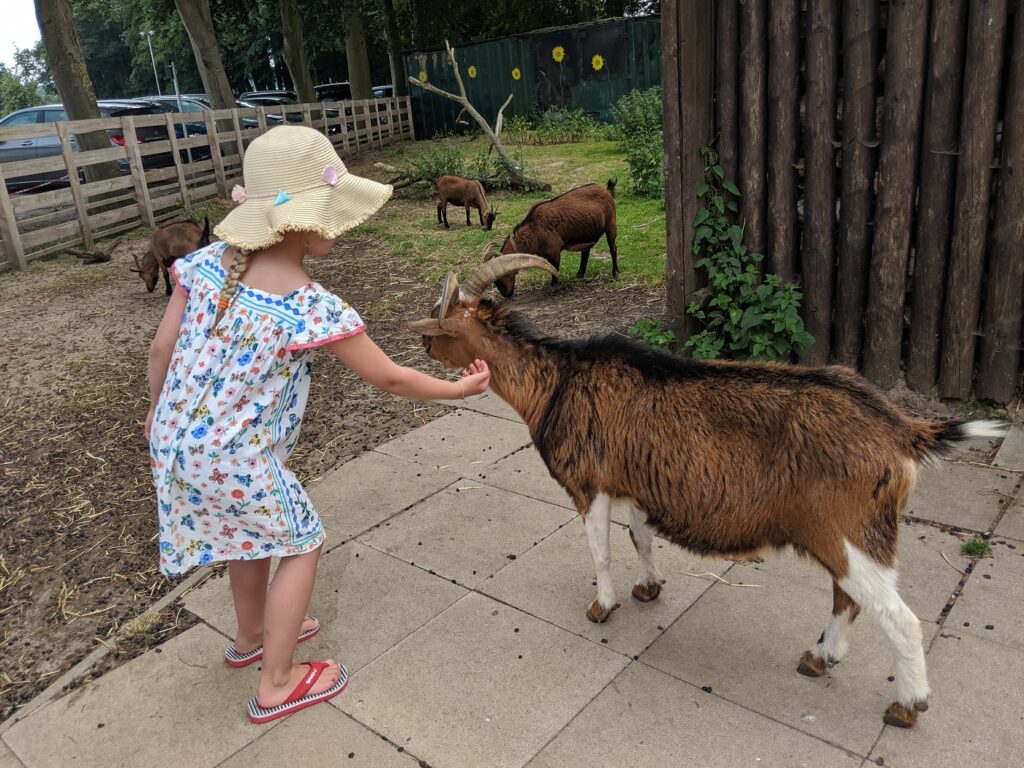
[213,248,250,328]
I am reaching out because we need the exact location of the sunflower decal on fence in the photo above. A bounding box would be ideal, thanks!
[512,67,522,81]
[592,54,605,72]
[418,70,428,82]
[552,45,565,63]
[467,65,477,78]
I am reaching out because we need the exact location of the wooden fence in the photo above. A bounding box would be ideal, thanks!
[0,96,414,273]
[663,0,1023,403]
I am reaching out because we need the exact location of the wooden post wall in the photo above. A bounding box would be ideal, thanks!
[715,0,739,184]
[766,2,799,282]
[738,0,767,256]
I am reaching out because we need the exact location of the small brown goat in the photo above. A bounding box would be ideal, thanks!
[484,179,617,297]
[433,175,497,230]
[409,255,1007,728]
[131,217,211,295]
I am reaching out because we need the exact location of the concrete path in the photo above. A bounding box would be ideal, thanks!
[4,398,1022,768]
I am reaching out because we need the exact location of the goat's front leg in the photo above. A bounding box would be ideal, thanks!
[583,493,618,623]
[628,505,665,602]
[162,265,172,296]
[465,206,471,226]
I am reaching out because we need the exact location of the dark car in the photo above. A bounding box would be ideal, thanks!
[130,97,214,163]
[235,100,286,126]
[239,89,297,102]
[1,100,171,193]
[315,82,351,103]
[238,93,341,133]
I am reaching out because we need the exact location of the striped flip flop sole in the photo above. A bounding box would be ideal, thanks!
[246,663,348,724]
[224,618,321,667]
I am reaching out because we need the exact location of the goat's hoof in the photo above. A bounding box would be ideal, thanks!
[586,600,618,623]
[914,700,929,712]
[797,651,827,678]
[883,702,919,728]
[632,582,662,602]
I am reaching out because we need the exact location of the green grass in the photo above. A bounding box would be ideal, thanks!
[347,136,666,289]
[960,536,992,559]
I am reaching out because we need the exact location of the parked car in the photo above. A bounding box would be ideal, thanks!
[315,82,351,103]
[238,93,341,133]
[131,96,209,135]
[183,93,211,107]
[0,100,172,193]
[372,85,394,100]
[239,89,297,102]
[234,100,286,126]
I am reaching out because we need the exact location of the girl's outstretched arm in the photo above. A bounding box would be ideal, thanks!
[146,288,188,439]
[327,332,489,400]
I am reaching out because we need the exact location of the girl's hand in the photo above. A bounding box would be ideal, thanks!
[145,405,156,442]
[459,359,491,397]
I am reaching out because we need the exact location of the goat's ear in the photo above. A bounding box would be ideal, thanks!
[407,319,455,336]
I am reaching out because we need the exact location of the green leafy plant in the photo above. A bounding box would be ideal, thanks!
[629,318,677,349]
[502,108,601,146]
[610,86,662,140]
[412,146,466,180]
[611,87,663,198]
[684,146,813,361]
[960,536,992,559]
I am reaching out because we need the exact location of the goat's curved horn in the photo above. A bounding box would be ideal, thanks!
[435,271,459,326]
[132,253,142,268]
[462,253,558,298]
[480,240,498,259]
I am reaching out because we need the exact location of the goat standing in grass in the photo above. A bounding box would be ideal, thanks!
[131,217,211,295]
[433,175,497,230]
[483,179,617,297]
[408,255,1008,728]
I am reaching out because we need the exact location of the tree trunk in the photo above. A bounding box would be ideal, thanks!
[906,0,968,392]
[766,1,799,282]
[833,0,878,368]
[280,0,315,104]
[802,0,839,366]
[34,0,118,182]
[976,3,1024,402]
[345,11,373,101]
[939,0,1009,399]
[173,0,235,111]
[863,0,928,388]
[715,0,739,184]
[738,0,767,257]
[381,0,408,97]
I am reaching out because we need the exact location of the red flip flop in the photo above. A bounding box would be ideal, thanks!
[246,661,348,724]
[224,617,321,668]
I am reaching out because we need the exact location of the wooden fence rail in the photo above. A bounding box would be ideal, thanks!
[0,96,414,272]
[664,0,1023,403]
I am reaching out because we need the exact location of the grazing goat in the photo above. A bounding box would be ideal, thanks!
[408,254,1008,729]
[433,175,497,230]
[131,217,211,295]
[483,179,617,297]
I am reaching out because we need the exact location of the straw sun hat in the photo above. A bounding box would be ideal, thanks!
[213,125,392,251]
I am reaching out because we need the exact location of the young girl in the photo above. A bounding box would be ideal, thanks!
[146,126,490,723]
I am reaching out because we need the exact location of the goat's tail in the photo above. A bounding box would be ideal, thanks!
[199,216,211,247]
[910,419,1009,466]
[606,177,617,196]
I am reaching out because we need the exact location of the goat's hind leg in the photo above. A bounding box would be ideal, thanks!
[628,504,665,602]
[162,265,173,296]
[798,580,860,677]
[583,493,618,623]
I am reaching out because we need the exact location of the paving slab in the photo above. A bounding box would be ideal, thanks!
[0,740,24,768]
[218,701,417,768]
[308,451,459,542]
[3,625,270,768]
[640,566,945,757]
[337,592,629,768]
[359,483,576,589]
[482,518,728,657]
[183,542,467,673]
[945,536,1024,649]
[870,631,1024,768]
[456,393,524,422]
[527,662,862,768]
[992,423,1024,471]
[904,462,1017,532]
[471,445,574,511]
[374,410,532,476]
[994,492,1024,541]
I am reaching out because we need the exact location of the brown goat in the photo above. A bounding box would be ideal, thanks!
[131,217,211,295]
[433,175,497,230]
[484,179,617,297]
[409,255,1007,729]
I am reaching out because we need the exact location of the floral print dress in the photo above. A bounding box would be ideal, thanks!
[150,241,364,576]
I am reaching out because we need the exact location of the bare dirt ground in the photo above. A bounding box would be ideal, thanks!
[0,220,658,722]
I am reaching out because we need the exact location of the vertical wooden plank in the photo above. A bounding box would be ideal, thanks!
[663,0,686,336]
[0,163,28,270]
[738,0,767,256]
[715,0,739,183]
[863,0,929,388]
[121,115,156,228]
[164,113,191,210]
[906,0,968,392]
[802,0,840,365]
[833,0,879,367]
[939,0,1009,399]
[256,106,268,135]
[766,1,800,281]
[395,96,405,140]
[375,100,385,149]
[203,111,229,199]
[301,102,313,129]
[231,110,245,170]
[55,121,93,250]
[384,99,394,143]
[320,102,333,139]
[405,95,417,140]
[977,4,1024,402]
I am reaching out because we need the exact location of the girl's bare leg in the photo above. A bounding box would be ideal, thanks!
[228,558,271,653]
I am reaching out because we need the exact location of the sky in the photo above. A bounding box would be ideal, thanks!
[2,0,42,69]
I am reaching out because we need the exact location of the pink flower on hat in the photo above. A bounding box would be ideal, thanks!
[321,164,339,186]
[231,184,247,203]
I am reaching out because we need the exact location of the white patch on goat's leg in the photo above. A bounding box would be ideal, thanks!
[584,493,617,622]
[812,606,855,664]
[628,505,664,601]
[839,541,930,712]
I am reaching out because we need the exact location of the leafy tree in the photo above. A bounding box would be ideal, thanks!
[0,42,57,115]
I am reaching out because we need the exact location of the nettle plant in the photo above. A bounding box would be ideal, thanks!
[684,146,813,361]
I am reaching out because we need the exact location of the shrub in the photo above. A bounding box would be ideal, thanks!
[684,146,813,361]
[411,146,466,180]
[610,86,662,140]
[624,134,663,199]
[502,108,601,146]
[611,86,664,198]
